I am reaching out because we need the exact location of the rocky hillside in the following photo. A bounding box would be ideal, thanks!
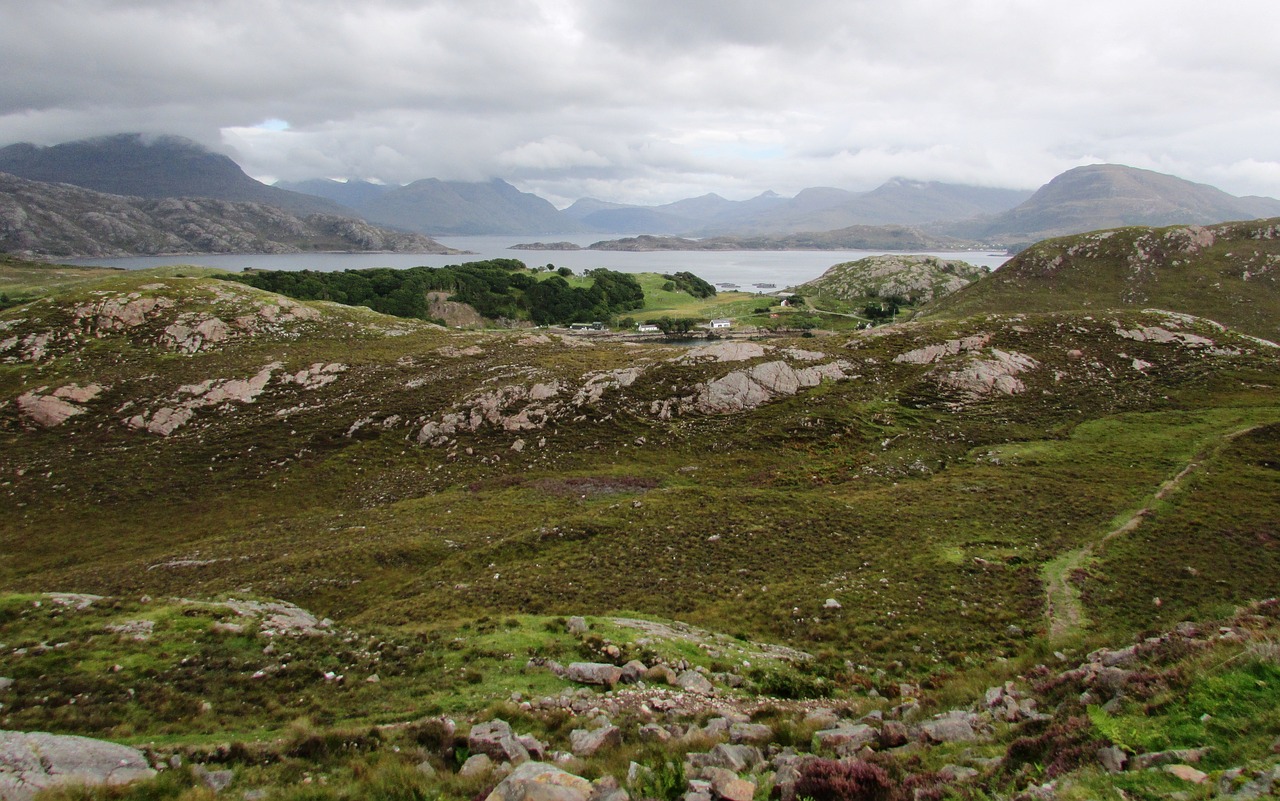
[0,172,459,258]
[1,254,1278,800]
[953,164,1280,245]
[0,134,348,217]
[795,254,988,305]
[922,217,1280,342]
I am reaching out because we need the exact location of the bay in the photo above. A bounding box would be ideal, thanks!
[66,234,1011,290]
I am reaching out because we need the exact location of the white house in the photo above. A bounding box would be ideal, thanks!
[710,319,732,329]
[637,324,660,333]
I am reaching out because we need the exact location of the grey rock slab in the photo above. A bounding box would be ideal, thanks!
[569,726,621,758]
[484,761,593,801]
[566,663,624,687]
[0,730,156,801]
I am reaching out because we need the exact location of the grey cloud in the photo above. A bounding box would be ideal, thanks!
[1,0,1278,202]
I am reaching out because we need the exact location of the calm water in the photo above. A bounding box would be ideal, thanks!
[67,234,1011,290]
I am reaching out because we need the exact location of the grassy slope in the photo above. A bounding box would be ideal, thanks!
[922,218,1280,342]
[3,269,1277,668]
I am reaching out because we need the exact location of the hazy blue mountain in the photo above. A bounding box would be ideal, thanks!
[358,178,590,236]
[955,164,1280,244]
[562,181,1032,236]
[0,134,348,218]
[275,178,392,210]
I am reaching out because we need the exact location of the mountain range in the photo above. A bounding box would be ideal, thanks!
[3,133,1280,254]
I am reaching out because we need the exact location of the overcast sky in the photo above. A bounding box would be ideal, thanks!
[3,0,1279,206]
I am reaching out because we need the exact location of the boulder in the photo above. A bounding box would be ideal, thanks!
[813,724,877,754]
[484,762,593,801]
[687,744,763,773]
[460,754,495,777]
[0,730,156,801]
[919,713,979,744]
[701,767,755,801]
[675,670,715,696]
[469,720,531,764]
[1097,745,1127,773]
[192,764,235,793]
[567,617,589,636]
[878,721,909,749]
[566,663,625,687]
[569,726,621,757]
[728,723,773,745]
[620,660,648,683]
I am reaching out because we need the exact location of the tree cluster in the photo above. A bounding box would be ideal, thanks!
[661,271,717,298]
[218,260,644,326]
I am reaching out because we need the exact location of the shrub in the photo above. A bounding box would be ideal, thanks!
[632,756,686,801]
[1005,715,1106,778]
[795,759,893,801]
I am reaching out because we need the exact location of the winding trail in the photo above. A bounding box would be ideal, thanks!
[1043,424,1262,641]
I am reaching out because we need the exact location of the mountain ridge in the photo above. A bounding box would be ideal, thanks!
[0,134,351,218]
[0,171,459,258]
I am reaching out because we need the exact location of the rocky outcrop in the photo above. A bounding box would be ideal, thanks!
[685,360,856,414]
[893,334,1037,398]
[797,254,986,305]
[15,383,105,427]
[0,730,155,801]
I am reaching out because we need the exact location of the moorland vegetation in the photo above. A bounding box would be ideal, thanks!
[0,217,1278,801]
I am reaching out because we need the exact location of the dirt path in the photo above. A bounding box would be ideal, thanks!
[1043,425,1261,641]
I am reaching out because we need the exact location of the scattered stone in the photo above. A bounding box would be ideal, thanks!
[686,744,763,773]
[1165,765,1208,784]
[1097,745,1127,773]
[193,764,235,793]
[939,765,979,782]
[1130,747,1209,770]
[701,767,755,801]
[638,724,672,743]
[460,753,495,777]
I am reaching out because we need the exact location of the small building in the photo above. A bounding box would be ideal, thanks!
[637,324,661,333]
[710,319,732,329]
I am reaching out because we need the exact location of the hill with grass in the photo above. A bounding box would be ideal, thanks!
[1,251,1278,800]
[0,172,458,258]
[795,254,988,306]
[922,217,1280,342]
